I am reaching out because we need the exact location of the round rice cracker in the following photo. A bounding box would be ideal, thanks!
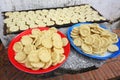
[91,29,100,34]
[29,34,38,44]
[92,47,107,55]
[13,41,23,52]
[71,19,78,23]
[110,32,118,43]
[20,25,29,30]
[81,43,92,54]
[107,45,119,52]
[31,62,45,69]
[41,37,52,48]
[53,47,64,54]
[31,67,40,70]
[73,37,82,46]
[91,34,100,39]
[38,49,51,63]
[37,46,47,52]
[58,54,66,63]
[25,58,33,69]
[52,33,61,41]
[44,30,54,37]
[43,60,52,69]
[31,29,42,36]
[90,24,103,34]
[9,26,19,32]
[79,26,91,37]
[71,31,79,36]
[111,38,119,43]
[14,52,27,63]
[110,32,118,39]
[52,53,61,66]
[100,30,111,37]
[20,57,27,63]
[5,12,13,16]
[46,21,55,26]
[21,35,33,45]
[35,37,42,47]
[92,37,101,48]
[62,38,68,47]
[100,37,110,48]
[23,45,36,54]
[84,35,95,45]
[71,34,80,39]
[53,40,63,48]
[73,27,79,31]
[51,52,60,64]
[49,27,57,33]
[52,57,60,66]
[99,48,108,54]
[28,52,39,63]
[89,23,99,28]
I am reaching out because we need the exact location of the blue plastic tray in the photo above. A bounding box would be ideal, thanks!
[67,23,120,60]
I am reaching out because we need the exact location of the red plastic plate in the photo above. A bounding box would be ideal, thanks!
[8,27,70,74]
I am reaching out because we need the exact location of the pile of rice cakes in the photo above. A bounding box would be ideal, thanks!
[71,24,119,55]
[4,4,106,34]
[13,27,68,70]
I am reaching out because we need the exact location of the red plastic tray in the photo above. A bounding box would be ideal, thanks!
[8,27,70,74]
